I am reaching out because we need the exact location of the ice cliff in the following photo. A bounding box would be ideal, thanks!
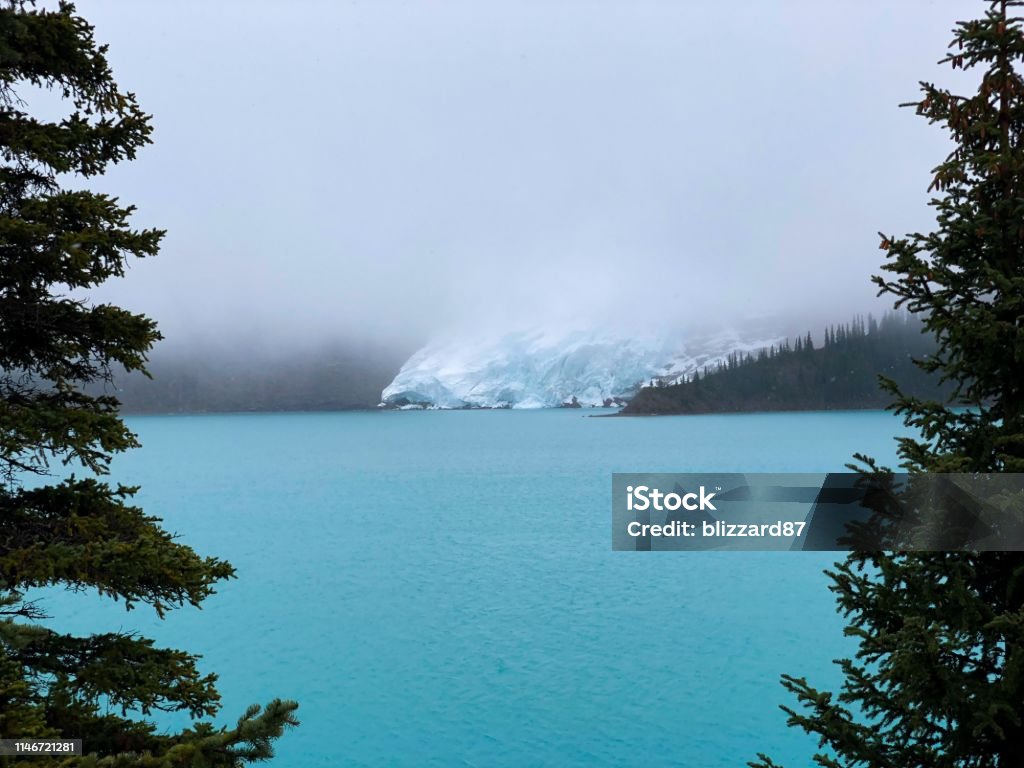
[380,326,783,409]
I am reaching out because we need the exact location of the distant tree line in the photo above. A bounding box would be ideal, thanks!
[622,312,946,415]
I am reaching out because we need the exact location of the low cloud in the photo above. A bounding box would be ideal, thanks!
[71,0,972,350]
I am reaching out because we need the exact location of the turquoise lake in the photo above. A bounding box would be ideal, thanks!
[40,409,910,766]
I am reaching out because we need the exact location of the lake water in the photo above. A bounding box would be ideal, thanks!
[40,409,910,766]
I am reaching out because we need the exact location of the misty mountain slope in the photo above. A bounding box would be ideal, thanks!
[381,327,784,409]
[105,341,411,414]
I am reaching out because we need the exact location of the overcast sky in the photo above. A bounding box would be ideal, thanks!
[69,0,972,349]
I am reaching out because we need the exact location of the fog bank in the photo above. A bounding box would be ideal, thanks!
[68,0,971,348]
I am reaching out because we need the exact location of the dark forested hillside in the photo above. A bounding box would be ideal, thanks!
[622,313,944,415]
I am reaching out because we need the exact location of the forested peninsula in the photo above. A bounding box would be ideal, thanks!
[622,313,944,415]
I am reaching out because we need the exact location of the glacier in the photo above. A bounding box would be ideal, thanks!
[380,326,785,409]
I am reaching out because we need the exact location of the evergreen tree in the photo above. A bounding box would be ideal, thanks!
[0,2,297,765]
[754,2,1024,766]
